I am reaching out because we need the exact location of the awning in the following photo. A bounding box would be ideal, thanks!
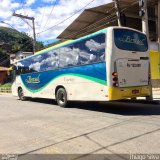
[57,0,158,40]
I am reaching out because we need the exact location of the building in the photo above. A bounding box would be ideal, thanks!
[10,51,33,64]
[0,67,10,84]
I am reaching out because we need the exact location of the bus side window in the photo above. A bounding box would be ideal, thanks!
[77,34,105,65]
[85,34,106,63]
[59,47,65,68]
[59,45,78,68]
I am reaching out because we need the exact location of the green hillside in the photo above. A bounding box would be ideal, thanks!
[0,26,44,66]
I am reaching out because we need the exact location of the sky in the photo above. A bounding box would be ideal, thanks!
[0,0,112,44]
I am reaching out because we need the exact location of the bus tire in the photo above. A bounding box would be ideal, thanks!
[18,88,26,101]
[131,97,136,100]
[56,88,67,107]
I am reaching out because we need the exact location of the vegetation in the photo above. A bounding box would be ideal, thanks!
[0,83,12,93]
[0,26,44,66]
[0,83,12,88]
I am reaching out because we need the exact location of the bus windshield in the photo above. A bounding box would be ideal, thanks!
[114,29,148,52]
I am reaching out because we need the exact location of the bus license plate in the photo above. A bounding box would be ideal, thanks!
[132,89,140,94]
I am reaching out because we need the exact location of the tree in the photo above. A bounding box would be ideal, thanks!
[0,26,45,66]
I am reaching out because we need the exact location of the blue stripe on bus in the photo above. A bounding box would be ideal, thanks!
[20,62,107,92]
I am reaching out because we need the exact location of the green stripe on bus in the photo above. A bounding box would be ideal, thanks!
[21,73,107,93]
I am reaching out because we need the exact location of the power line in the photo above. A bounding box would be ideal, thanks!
[36,0,96,35]
[63,11,116,39]
[18,17,116,55]
[0,55,9,63]
[0,21,16,30]
[13,0,137,53]
[38,6,46,32]
[14,2,125,55]
[75,17,117,38]
[20,17,33,29]
[24,16,116,54]
[0,20,35,53]
[20,0,32,37]
[21,0,26,10]
[0,57,10,66]
[121,1,138,12]
[13,13,36,54]
[58,1,139,40]
[41,0,58,33]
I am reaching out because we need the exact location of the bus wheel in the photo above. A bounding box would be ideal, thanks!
[56,88,67,107]
[18,88,26,101]
[131,97,137,100]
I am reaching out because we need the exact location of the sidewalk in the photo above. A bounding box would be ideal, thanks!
[153,88,160,100]
[0,92,12,97]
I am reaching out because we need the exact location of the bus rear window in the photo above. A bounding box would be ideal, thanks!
[114,29,148,52]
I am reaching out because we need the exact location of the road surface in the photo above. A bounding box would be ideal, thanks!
[0,94,160,159]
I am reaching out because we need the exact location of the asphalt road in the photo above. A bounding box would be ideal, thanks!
[0,94,160,159]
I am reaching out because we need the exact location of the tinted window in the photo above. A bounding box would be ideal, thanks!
[16,34,106,75]
[16,49,59,74]
[40,50,59,71]
[74,34,106,65]
[28,54,43,72]
[59,46,79,68]
[114,29,148,52]
[16,60,32,75]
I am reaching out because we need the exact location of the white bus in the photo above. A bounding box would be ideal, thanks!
[12,26,151,107]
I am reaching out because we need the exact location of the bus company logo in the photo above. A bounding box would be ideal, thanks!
[26,75,41,84]
[119,35,145,46]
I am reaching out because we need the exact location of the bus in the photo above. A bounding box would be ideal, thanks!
[12,26,151,107]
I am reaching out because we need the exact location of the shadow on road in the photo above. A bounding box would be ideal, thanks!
[28,98,160,116]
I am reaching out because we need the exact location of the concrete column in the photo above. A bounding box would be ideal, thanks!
[158,0,160,43]
[114,0,122,26]
[155,5,158,40]
[142,0,149,37]
[158,0,160,81]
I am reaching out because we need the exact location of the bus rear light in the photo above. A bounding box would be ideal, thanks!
[112,72,118,76]
[113,77,118,82]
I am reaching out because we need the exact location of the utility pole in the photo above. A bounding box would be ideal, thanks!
[156,1,160,82]
[113,0,122,26]
[32,17,36,54]
[13,13,36,54]
[158,0,160,82]
[158,0,160,43]
[141,0,149,36]
[139,0,153,100]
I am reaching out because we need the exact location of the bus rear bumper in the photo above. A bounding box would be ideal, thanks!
[108,86,151,101]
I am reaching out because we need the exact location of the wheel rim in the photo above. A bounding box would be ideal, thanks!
[58,91,66,105]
